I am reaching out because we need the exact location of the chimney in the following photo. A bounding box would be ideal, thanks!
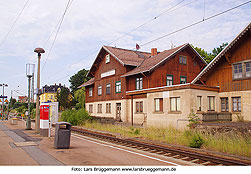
[151,48,157,56]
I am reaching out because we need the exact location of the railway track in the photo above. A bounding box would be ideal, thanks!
[70,126,251,166]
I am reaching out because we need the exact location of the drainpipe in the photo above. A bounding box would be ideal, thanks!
[131,95,133,126]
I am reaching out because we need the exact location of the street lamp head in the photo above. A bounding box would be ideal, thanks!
[34,48,45,56]
[0,84,8,87]
[34,47,45,54]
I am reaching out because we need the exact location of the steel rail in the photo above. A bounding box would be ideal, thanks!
[70,126,251,166]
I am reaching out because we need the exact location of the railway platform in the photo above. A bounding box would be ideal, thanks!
[0,119,193,166]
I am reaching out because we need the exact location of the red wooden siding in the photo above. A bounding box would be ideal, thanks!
[126,47,204,91]
[86,50,137,103]
[203,34,251,92]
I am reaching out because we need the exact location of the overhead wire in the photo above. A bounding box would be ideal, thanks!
[44,0,251,85]
[45,0,196,84]
[41,0,74,72]
[107,0,186,46]
[0,0,30,49]
[140,0,251,47]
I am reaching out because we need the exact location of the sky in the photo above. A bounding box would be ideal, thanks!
[0,0,250,100]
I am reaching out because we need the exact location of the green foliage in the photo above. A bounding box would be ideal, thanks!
[56,87,72,110]
[193,46,214,63]
[74,88,85,109]
[31,108,36,119]
[13,102,27,109]
[184,130,205,148]
[15,105,27,114]
[192,42,228,63]
[129,127,140,135]
[9,98,17,109]
[212,42,228,57]
[189,133,205,148]
[60,109,92,126]
[187,109,200,129]
[69,68,90,93]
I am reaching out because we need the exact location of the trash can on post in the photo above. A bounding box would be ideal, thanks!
[54,122,72,149]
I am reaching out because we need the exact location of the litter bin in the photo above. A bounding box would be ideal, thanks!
[54,122,72,149]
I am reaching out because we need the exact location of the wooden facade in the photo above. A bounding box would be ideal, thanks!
[85,49,129,103]
[126,46,206,91]
[195,26,251,92]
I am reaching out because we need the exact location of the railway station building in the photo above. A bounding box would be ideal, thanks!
[80,22,251,129]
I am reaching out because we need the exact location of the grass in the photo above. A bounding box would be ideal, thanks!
[82,121,251,157]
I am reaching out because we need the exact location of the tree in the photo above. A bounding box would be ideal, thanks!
[9,98,17,109]
[193,46,214,63]
[69,68,90,93]
[212,42,228,57]
[74,88,85,109]
[192,42,228,63]
[56,87,72,111]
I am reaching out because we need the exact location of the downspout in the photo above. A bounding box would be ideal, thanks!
[131,95,133,126]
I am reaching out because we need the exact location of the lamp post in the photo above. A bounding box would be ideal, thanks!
[34,48,45,133]
[0,83,8,121]
[26,64,35,130]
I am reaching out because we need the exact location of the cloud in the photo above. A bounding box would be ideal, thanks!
[0,0,250,97]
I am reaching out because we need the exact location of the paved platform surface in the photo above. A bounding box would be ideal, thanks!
[0,119,193,166]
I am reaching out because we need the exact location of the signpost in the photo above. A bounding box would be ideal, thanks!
[0,95,7,121]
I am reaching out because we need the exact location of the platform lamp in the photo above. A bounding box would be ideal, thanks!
[26,63,35,130]
[34,48,45,133]
[0,83,8,121]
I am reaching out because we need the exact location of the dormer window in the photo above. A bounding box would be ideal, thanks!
[105,54,110,63]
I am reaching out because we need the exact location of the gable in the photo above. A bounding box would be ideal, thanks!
[192,22,251,84]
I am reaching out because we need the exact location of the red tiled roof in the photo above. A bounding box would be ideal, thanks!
[121,44,188,77]
[78,78,95,88]
[103,46,151,66]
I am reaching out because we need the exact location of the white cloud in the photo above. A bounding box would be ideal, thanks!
[0,0,250,98]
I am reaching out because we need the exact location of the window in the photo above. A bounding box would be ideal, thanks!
[170,97,181,111]
[208,96,215,111]
[89,87,93,97]
[180,76,187,84]
[106,83,111,94]
[89,104,93,113]
[97,104,102,113]
[154,98,163,112]
[136,77,143,90]
[106,103,111,113]
[197,96,202,111]
[232,97,241,112]
[179,55,187,65]
[115,81,121,93]
[246,62,251,77]
[98,85,102,96]
[221,97,229,112]
[105,54,110,63]
[233,63,243,79]
[136,101,143,113]
[166,75,173,86]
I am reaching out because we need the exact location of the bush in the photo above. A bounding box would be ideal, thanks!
[129,127,140,135]
[60,109,92,126]
[187,109,200,129]
[184,130,205,148]
[31,108,36,119]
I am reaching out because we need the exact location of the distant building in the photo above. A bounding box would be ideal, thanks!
[18,96,28,103]
[40,83,64,104]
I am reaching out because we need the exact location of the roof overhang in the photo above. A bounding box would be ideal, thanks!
[191,22,251,84]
